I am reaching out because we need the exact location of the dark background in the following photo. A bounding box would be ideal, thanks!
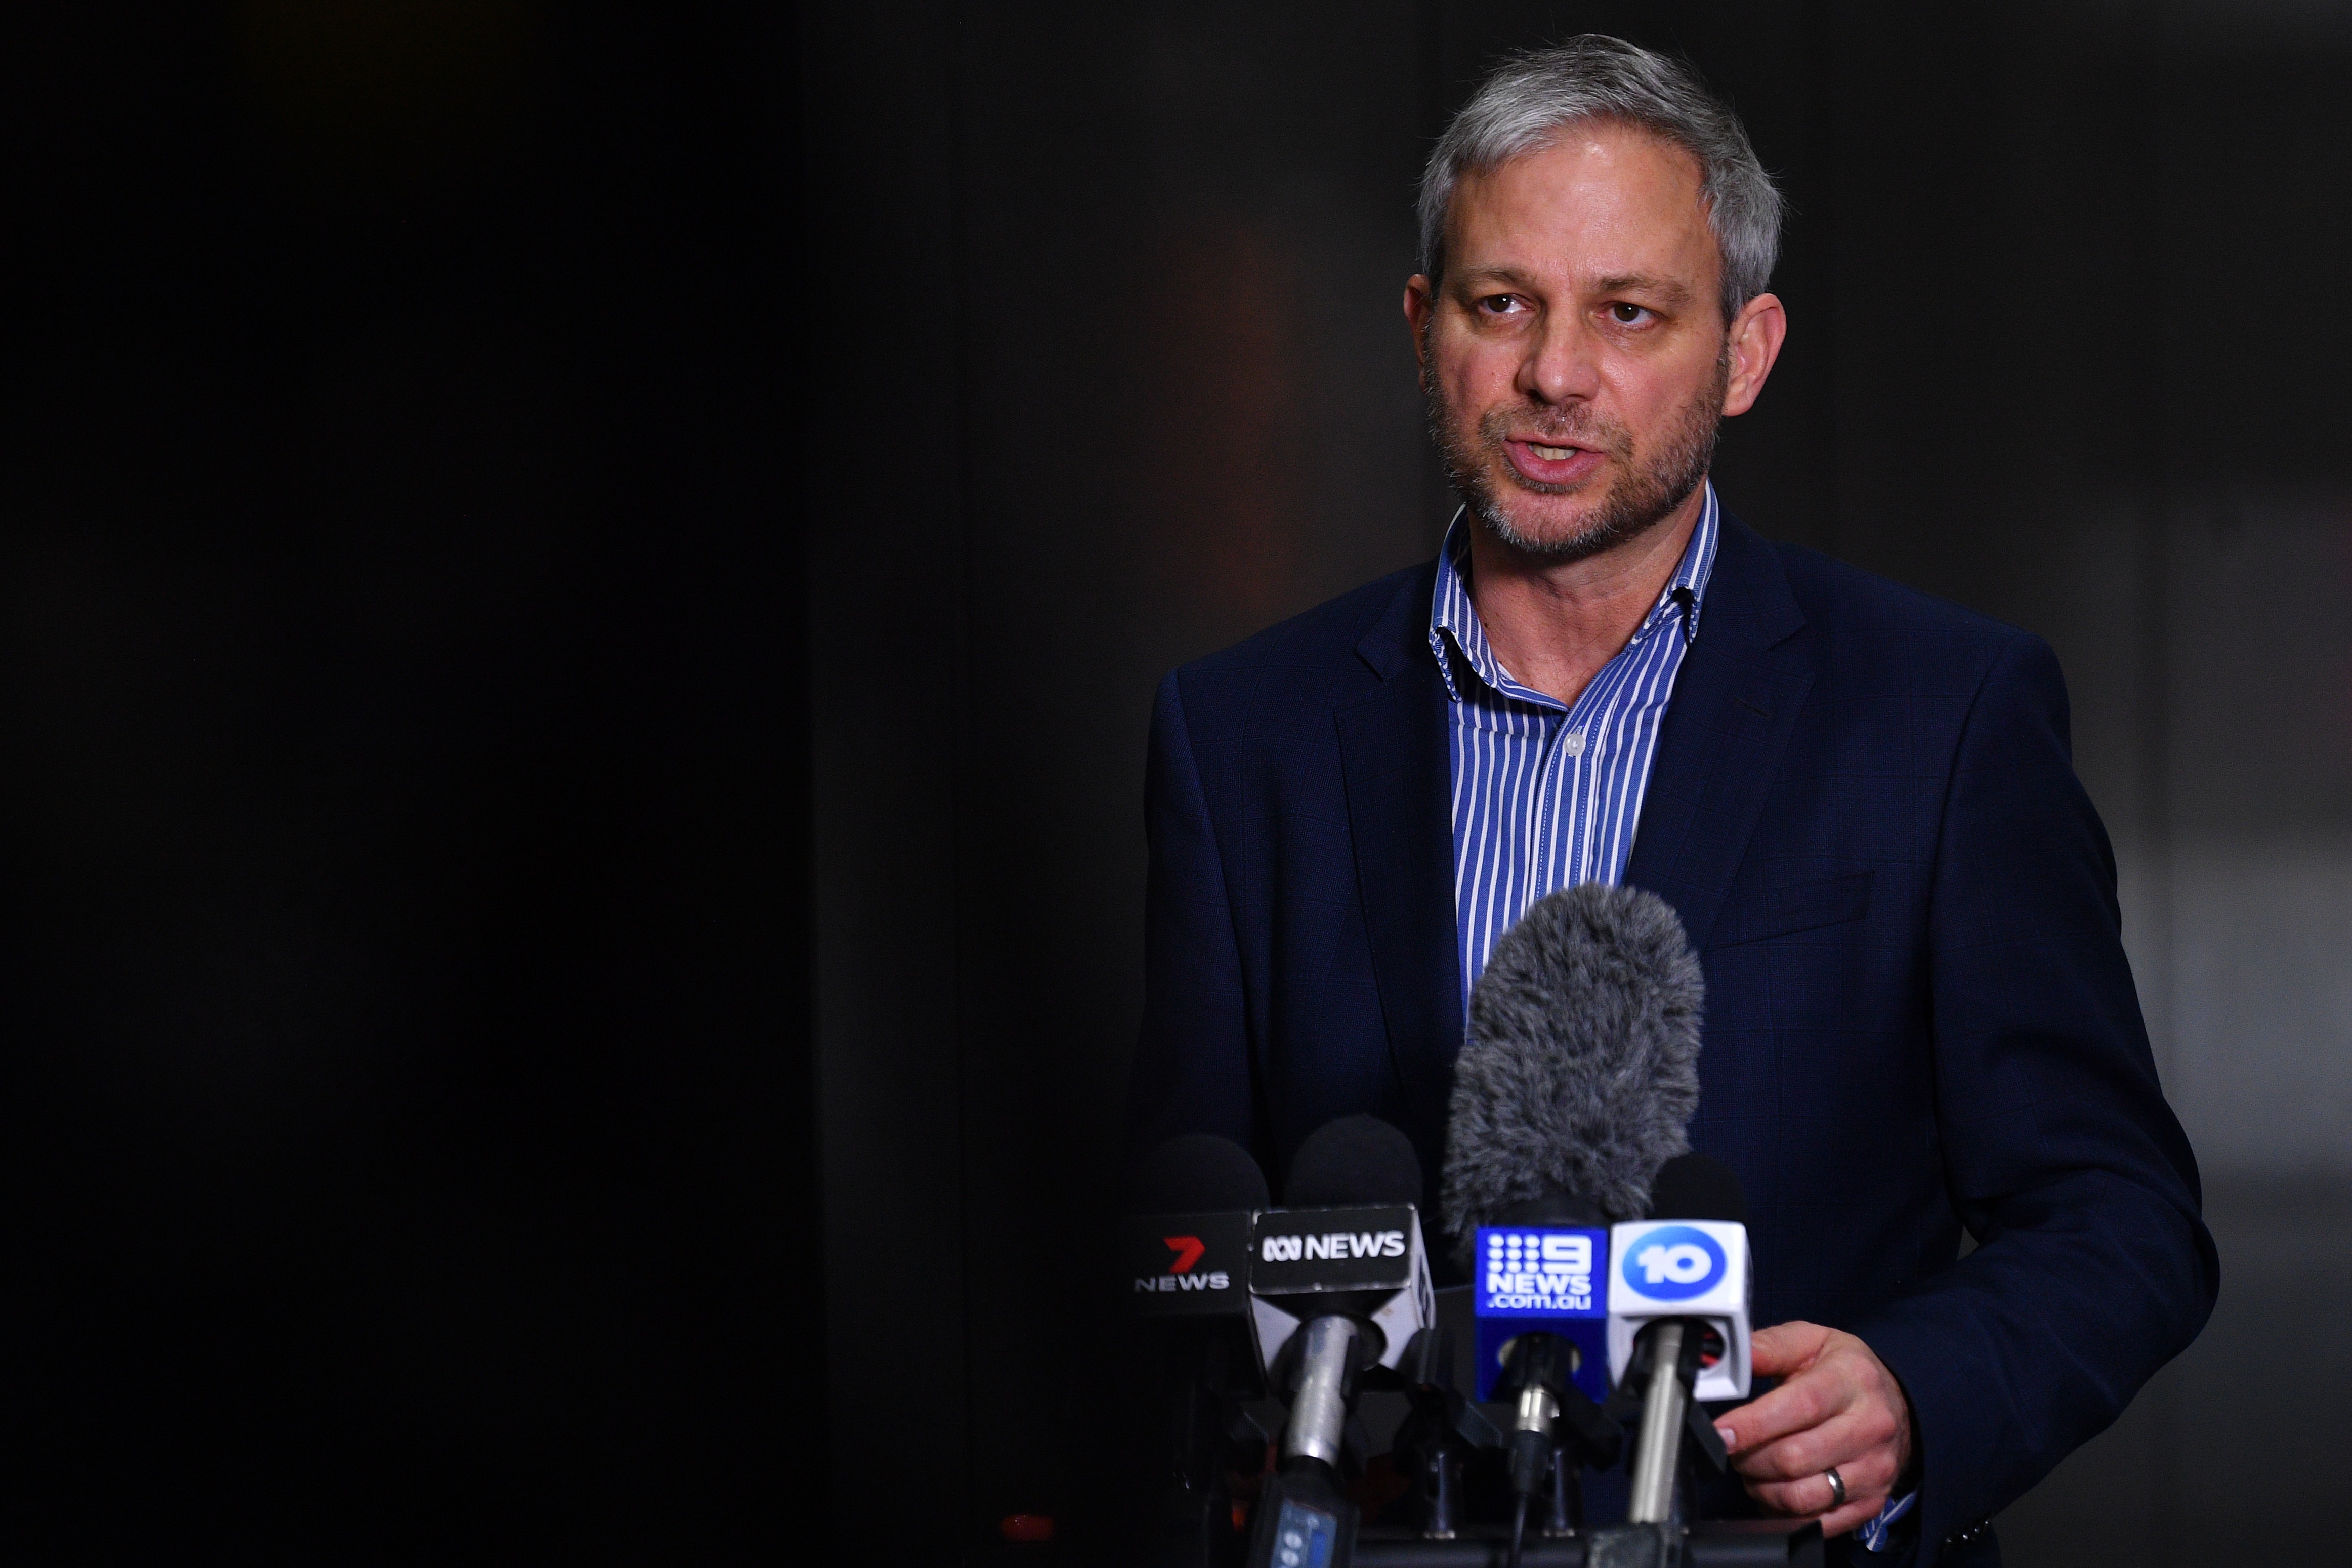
[8,1,2346,1562]
[7,3,802,1556]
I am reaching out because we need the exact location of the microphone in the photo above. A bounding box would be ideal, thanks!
[1439,883,1704,1561]
[1121,1134,1271,1565]
[1611,1153,1751,1527]
[1126,1133,1267,1321]
[1244,1116,1436,1568]
[1440,882,1705,1245]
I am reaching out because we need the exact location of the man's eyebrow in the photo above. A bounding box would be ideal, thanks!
[1593,273,1695,307]
[1450,265,1540,291]
[1451,267,1699,309]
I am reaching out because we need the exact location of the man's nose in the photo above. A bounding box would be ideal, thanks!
[1519,309,1600,406]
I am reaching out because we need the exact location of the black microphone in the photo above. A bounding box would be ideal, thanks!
[1244,1116,1436,1568]
[1122,1134,1271,1565]
[1649,1152,1747,1229]
[1127,1133,1269,1313]
[1439,882,1705,1567]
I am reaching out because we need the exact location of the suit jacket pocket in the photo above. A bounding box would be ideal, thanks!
[1719,869,1874,946]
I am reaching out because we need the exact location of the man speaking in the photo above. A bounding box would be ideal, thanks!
[1127,35,2215,1564]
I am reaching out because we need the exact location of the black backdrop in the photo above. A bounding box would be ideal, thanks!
[8,1,2346,1561]
[7,5,805,1555]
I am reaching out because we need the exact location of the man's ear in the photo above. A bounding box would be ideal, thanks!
[1722,291,1787,417]
[1404,274,1436,376]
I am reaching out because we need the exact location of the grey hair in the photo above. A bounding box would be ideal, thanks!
[1418,36,1783,322]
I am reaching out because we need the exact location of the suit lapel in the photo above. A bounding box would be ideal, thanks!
[1624,516,1812,949]
[1335,570,1463,1131]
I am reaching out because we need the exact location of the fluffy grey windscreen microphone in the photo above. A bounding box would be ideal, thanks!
[1440,882,1705,1265]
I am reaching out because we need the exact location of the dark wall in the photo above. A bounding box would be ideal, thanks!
[808,2,2350,1563]
[8,6,804,1553]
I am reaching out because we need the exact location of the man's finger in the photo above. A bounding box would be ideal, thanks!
[1745,1447,1898,1522]
[1731,1407,1901,1484]
[1734,1410,1900,1486]
[1819,1498,1895,1539]
[1745,1320,1832,1379]
[1715,1365,1849,1454]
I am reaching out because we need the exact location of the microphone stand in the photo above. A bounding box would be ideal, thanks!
[1624,1320,1689,1525]
[1245,1316,1371,1568]
[1579,1319,1731,1567]
[1154,1329,1262,1568]
[1492,1334,1621,1568]
[1391,1326,1490,1541]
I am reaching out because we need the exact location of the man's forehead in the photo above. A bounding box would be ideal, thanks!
[1447,126,1715,290]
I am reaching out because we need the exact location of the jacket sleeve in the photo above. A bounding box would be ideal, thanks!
[1125,670,1258,1161]
[1851,632,2219,1558]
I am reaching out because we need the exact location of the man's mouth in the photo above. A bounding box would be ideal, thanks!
[1502,437,1606,486]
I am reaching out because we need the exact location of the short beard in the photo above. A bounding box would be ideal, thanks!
[1425,345,1728,563]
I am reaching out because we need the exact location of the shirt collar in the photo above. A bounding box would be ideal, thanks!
[1426,480,1720,704]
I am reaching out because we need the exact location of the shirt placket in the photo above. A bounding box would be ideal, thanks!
[1527,708,1566,902]
[1556,668,1615,887]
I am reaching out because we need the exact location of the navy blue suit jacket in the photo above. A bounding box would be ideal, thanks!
[1130,514,2216,1560]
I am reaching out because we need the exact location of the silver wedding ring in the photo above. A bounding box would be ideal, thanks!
[1824,1467,1848,1510]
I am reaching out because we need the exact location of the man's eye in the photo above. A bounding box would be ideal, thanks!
[1479,294,1522,315]
[1609,302,1650,324]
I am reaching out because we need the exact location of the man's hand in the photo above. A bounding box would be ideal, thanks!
[1712,1322,1913,1538]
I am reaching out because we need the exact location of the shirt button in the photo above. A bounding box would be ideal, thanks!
[1564,729,1587,757]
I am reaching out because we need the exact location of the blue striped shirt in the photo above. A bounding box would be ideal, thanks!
[1432,484,1719,1004]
